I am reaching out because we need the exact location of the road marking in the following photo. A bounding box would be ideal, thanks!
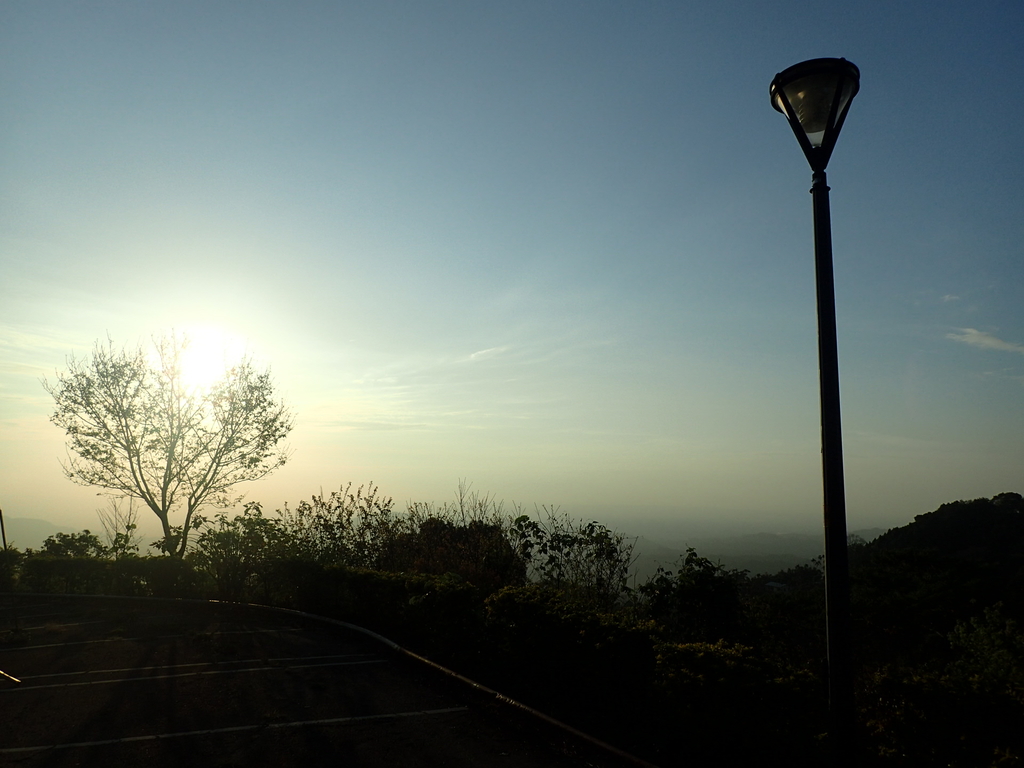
[5,658,387,691]
[1,627,303,651]
[21,620,106,631]
[0,605,65,616]
[0,707,470,753]
[20,654,378,680]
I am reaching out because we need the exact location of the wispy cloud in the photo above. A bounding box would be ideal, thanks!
[946,328,1024,355]
[941,294,960,302]
[468,346,510,361]
[319,419,429,432]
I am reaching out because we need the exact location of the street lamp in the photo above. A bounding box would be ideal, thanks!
[770,57,860,765]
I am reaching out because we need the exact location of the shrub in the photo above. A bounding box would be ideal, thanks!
[862,667,1024,766]
[652,640,822,765]
[189,503,291,602]
[948,603,1024,700]
[483,585,658,732]
[0,546,22,591]
[508,509,636,611]
[306,565,484,660]
[39,530,108,558]
[637,547,745,643]
[385,518,526,594]
[134,556,201,598]
[276,483,402,568]
[20,555,109,594]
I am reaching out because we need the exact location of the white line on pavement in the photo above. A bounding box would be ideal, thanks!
[0,707,470,753]
[2,627,304,651]
[4,658,387,691]
[20,654,379,680]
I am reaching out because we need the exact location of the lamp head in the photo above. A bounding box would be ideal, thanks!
[770,58,859,172]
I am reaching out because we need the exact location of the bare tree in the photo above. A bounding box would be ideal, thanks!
[96,496,142,558]
[45,335,293,556]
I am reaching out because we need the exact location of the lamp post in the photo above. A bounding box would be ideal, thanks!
[770,58,860,765]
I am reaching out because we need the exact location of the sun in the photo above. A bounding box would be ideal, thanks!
[177,327,248,392]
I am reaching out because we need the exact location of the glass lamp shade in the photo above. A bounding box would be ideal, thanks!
[770,58,859,170]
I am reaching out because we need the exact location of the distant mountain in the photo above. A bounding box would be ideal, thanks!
[1,517,64,551]
[631,527,885,578]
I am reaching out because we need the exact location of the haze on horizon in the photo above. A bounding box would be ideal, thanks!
[2,2,1022,543]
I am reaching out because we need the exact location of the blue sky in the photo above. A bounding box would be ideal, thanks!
[2,1,1022,542]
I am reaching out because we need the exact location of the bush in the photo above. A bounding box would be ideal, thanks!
[948,603,1024,700]
[385,518,526,594]
[862,667,1024,767]
[652,640,822,766]
[133,556,201,598]
[302,565,485,660]
[637,547,745,643]
[508,509,636,611]
[20,555,110,594]
[483,585,658,734]
[276,483,402,568]
[189,504,291,602]
[0,547,22,591]
[38,530,108,558]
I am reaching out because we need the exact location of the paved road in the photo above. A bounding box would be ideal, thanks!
[0,595,654,768]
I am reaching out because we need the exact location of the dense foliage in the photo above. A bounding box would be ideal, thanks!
[3,489,1022,767]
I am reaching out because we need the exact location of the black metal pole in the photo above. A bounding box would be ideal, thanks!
[0,505,21,639]
[810,169,854,765]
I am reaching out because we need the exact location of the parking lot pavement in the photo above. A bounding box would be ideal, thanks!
[0,595,655,768]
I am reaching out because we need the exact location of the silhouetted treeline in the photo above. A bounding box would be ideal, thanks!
[2,489,1022,767]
